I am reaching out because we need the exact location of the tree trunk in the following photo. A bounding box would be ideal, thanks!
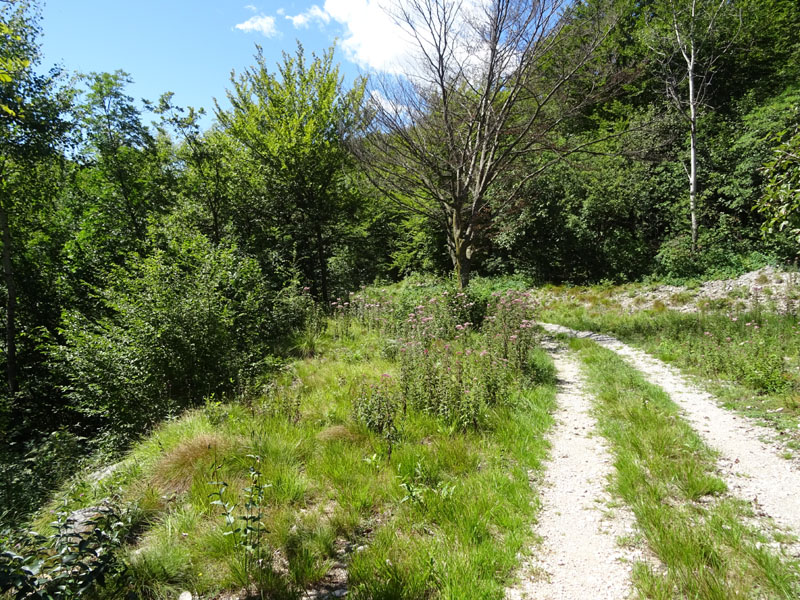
[448,210,472,290]
[0,203,17,396]
[688,65,698,254]
[689,118,698,253]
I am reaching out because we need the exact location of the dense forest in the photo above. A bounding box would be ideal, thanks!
[0,0,798,532]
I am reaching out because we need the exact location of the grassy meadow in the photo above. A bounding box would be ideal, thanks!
[541,285,800,454]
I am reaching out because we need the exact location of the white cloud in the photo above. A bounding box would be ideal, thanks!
[234,14,278,37]
[275,1,488,76]
[286,4,331,28]
[244,4,258,12]
[276,7,285,15]
[321,0,414,74]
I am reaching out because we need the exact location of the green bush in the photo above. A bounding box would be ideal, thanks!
[52,229,305,440]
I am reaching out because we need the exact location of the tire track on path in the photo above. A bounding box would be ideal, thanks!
[507,342,641,600]
[541,322,800,539]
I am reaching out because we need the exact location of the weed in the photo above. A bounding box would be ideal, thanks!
[353,376,400,457]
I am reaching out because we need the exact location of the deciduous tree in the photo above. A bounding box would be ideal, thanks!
[643,0,740,253]
[216,44,366,303]
[0,0,69,395]
[358,0,619,288]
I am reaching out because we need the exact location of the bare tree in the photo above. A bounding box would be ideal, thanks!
[356,0,618,288]
[646,0,740,253]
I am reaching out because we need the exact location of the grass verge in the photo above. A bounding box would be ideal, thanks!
[571,337,800,599]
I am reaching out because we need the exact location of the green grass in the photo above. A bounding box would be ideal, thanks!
[542,302,800,453]
[571,337,800,599]
[30,321,555,600]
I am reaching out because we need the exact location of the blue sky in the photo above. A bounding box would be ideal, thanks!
[39,1,410,127]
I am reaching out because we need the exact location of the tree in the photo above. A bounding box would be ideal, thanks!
[0,0,69,396]
[643,0,740,253]
[152,95,234,246]
[216,43,366,303]
[757,121,800,243]
[74,71,171,253]
[358,0,619,288]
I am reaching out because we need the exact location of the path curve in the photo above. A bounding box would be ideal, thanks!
[507,344,640,600]
[541,322,800,538]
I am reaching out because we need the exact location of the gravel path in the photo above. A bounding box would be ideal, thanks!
[541,322,800,538]
[506,344,640,600]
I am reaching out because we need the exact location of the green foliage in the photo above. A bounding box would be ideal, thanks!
[758,120,800,242]
[216,42,367,302]
[52,226,297,439]
[0,499,135,599]
[353,377,400,455]
[0,429,86,524]
[72,71,172,258]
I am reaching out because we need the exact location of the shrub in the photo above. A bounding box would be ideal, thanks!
[52,230,302,440]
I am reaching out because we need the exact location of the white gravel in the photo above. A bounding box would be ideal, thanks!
[541,322,800,538]
[506,345,640,600]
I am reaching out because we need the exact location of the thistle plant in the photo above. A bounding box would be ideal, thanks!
[353,376,400,458]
